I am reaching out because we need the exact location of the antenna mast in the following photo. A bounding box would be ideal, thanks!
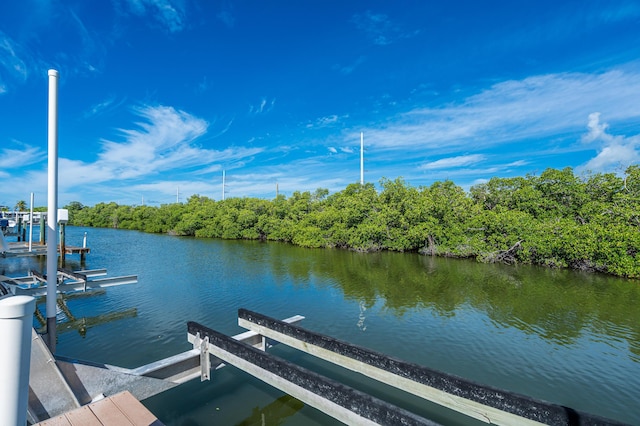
[360,132,364,185]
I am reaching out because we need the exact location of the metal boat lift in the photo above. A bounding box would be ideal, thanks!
[23,307,627,425]
[1,268,137,297]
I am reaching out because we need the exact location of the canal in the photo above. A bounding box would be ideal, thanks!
[2,226,638,425]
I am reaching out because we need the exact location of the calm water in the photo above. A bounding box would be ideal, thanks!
[2,226,639,425]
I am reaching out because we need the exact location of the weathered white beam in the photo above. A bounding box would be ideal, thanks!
[237,309,614,426]
[188,321,438,426]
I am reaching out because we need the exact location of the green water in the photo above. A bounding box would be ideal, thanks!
[2,226,638,424]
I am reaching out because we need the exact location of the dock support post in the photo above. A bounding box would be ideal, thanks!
[0,295,36,426]
[46,69,59,353]
[60,223,66,268]
[40,216,46,244]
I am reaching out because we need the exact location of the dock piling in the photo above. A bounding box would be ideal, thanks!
[0,295,36,426]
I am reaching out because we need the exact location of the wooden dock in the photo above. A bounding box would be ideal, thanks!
[1,242,90,260]
[33,391,163,426]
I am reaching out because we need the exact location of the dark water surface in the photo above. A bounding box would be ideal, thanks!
[2,226,639,425]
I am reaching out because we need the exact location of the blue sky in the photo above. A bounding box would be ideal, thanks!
[1,0,640,207]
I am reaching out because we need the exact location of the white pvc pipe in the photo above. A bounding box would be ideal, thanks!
[47,69,59,352]
[0,295,36,426]
[83,232,87,248]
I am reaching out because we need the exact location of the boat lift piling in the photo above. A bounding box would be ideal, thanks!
[46,68,59,353]
[0,295,35,426]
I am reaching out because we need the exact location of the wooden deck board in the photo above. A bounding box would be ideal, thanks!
[89,398,134,425]
[34,391,163,426]
[111,391,160,426]
[65,406,102,426]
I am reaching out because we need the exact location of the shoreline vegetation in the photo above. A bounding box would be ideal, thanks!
[65,167,640,279]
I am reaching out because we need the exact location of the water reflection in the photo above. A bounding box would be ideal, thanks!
[266,243,640,356]
[235,395,304,426]
[356,300,367,332]
[32,292,138,337]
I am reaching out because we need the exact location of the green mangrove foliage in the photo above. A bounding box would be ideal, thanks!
[65,167,640,278]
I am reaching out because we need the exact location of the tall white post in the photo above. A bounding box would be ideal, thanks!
[0,295,36,426]
[46,69,59,352]
[360,132,364,185]
[222,170,226,201]
[28,192,34,252]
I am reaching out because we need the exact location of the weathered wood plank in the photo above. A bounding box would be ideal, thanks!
[64,405,102,426]
[34,392,162,426]
[111,391,160,426]
[88,397,134,425]
[33,415,73,426]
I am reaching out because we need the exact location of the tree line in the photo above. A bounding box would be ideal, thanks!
[64,166,640,278]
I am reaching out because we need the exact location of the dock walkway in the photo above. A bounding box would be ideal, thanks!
[33,391,163,426]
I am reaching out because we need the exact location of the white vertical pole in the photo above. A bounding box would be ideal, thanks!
[176,187,179,203]
[83,232,87,248]
[360,132,364,185]
[47,69,59,352]
[0,295,36,426]
[28,192,34,252]
[222,170,226,201]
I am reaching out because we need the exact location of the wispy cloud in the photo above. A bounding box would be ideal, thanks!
[21,105,266,200]
[249,98,275,115]
[332,56,366,75]
[98,105,209,178]
[306,114,349,129]
[351,11,418,46]
[0,142,45,170]
[0,32,29,92]
[217,10,235,28]
[119,0,187,33]
[361,68,640,154]
[420,154,487,170]
[84,95,127,118]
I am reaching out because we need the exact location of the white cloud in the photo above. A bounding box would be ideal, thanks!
[84,96,127,118]
[328,147,337,154]
[249,98,275,115]
[50,105,264,196]
[581,112,610,143]
[0,32,29,90]
[0,144,44,169]
[332,56,366,75]
[359,68,640,154]
[121,0,186,33]
[351,11,418,46]
[577,113,640,173]
[306,114,349,128]
[420,154,487,170]
[217,10,235,28]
